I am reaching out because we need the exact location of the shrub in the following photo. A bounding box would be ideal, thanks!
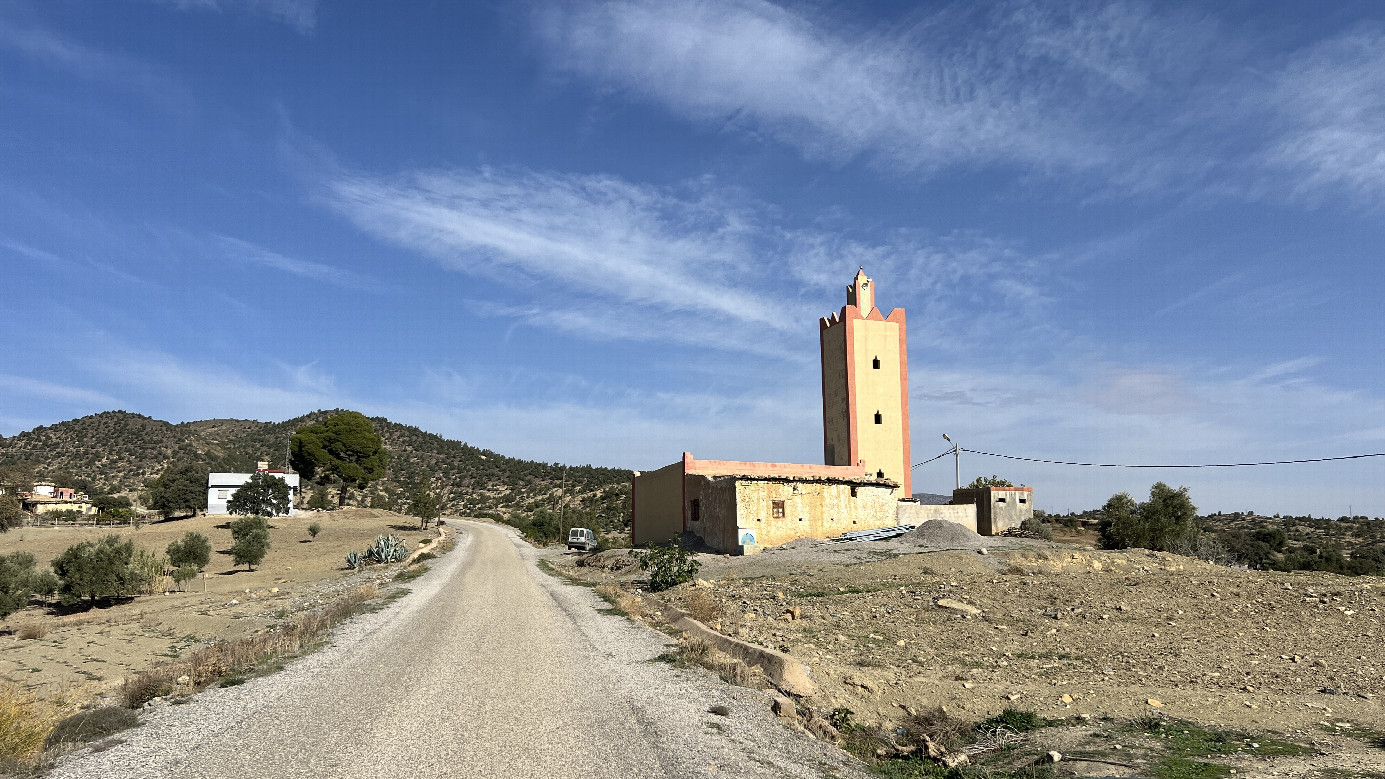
[45,707,137,748]
[637,541,699,592]
[683,589,722,623]
[132,548,169,595]
[166,532,211,570]
[1099,483,1199,552]
[227,473,291,517]
[1021,517,1054,541]
[0,552,58,618]
[121,670,174,709]
[975,708,1046,733]
[51,535,146,605]
[172,565,200,590]
[0,495,26,533]
[307,522,322,540]
[0,682,64,765]
[229,516,270,571]
[307,486,333,511]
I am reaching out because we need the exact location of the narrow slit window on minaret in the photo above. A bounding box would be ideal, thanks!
[872,357,880,369]
[874,411,883,424]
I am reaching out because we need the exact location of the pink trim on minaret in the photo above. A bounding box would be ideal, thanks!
[887,306,912,496]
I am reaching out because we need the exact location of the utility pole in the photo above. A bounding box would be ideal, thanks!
[943,433,960,490]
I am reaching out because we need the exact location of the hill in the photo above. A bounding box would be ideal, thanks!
[0,410,631,528]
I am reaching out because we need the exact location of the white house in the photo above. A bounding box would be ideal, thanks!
[207,462,301,516]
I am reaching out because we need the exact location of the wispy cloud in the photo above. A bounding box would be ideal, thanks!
[319,163,1054,356]
[1256,25,1385,203]
[141,0,316,33]
[0,374,122,408]
[0,17,193,112]
[534,1,1385,205]
[213,234,377,291]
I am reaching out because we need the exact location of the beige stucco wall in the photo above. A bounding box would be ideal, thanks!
[820,321,851,467]
[685,474,739,552]
[851,318,907,487]
[896,502,978,533]
[30,500,98,516]
[733,480,898,549]
[953,487,1034,535]
[632,462,684,546]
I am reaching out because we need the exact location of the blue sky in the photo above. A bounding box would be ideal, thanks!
[1,0,1382,516]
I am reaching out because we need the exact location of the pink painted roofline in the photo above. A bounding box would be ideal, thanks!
[681,452,869,479]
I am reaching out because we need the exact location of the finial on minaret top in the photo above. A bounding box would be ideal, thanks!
[845,267,874,315]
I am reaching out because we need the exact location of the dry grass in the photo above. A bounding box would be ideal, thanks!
[16,625,47,640]
[683,589,722,624]
[0,682,68,766]
[593,584,645,618]
[120,584,381,709]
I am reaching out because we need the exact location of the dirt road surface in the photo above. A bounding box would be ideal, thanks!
[51,521,863,778]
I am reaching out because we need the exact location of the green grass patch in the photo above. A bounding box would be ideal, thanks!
[975,709,1050,733]
[1124,718,1312,759]
[393,564,428,582]
[1150,757,1231,779]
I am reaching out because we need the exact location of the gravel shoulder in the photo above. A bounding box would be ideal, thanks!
[49,520,870,779]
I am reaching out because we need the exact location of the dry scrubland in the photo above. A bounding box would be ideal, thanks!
[0,509,440,705]
[553,526,1385,777]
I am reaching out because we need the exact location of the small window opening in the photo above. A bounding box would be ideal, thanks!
[850,486,858,497]
[771,500,785,519]
[798,517,804,522]
[872,357,881,369]
[876,470,885,478]
[874,411,883,424]
[996,497,1007,503]
[690,498,701,523]
[1019,498,1027,504]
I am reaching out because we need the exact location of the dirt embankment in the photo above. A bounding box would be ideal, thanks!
[553,525,1385,773]
[0,509,441,702]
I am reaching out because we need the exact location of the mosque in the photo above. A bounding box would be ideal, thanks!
[631,269,1032,553]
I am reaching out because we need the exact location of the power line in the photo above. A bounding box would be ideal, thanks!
[911,449,954,469]
[955,448,1385,469]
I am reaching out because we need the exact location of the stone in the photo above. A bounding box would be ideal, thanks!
[936,598,982,617]
[844,675,881,695]
[771,696,796,718]
[977,548,988,555]
[1060,694,1073,704]
[1040,751,1063,764]
[176,675,190,685]
[708,705,730,716]
[269,587,279,593]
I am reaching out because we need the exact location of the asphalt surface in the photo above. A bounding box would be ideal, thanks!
[53,521,869,778]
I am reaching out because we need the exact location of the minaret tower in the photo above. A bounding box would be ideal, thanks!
[819,268,912,495]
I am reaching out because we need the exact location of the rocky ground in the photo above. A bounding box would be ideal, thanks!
[0,508,440,703]
[551,522,1385,777]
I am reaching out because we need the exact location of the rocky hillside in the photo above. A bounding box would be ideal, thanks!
[0,410,630,521]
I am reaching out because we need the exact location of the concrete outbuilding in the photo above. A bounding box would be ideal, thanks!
[951,486,1033,535]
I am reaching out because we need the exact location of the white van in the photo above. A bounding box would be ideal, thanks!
[567,527,598,551]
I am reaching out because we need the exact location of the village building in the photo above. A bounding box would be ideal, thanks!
[207,462,301,516]
[632,269,1032,553]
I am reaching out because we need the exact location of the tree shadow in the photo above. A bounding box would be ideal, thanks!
[387,523,418,532]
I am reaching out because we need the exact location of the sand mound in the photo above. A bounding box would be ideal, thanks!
[897,520,989,549]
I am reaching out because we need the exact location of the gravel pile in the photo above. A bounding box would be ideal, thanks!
[897,520,992,549]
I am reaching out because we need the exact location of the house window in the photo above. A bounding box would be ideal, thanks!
[874,411,883,424]
[771,500,785,519]
[872,357,881,369]
[1019,498,1027,504]
[997,497,1007,503]
[876,470,885,478]
[690,498,701,523]
[217,490,229,500]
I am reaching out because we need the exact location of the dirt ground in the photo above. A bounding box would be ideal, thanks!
[0,509,441,703]
[552,525,1385,777]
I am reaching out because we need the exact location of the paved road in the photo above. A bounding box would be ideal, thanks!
[55,521,866,778]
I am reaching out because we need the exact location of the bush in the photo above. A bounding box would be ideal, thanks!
[51,535,146,605]
[229,516,270,571]
[975,708,1046,733]
[0,495,27,533]
[1099,483,1199,552]
[131,548,169,595]
[307,522,322,540]
[307,486,333,511]
[166,532,211,570]
[0,553,58,618]
[45,707,137,748]
[227,472,291,517]
[172,565,200,590]
[0,682,64,765]
[1021,517,1054,541]
[637,541,699,592]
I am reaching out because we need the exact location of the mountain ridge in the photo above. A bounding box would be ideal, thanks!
[0,410,630,520]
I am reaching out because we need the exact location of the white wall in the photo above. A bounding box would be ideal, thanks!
[207,471,301,516]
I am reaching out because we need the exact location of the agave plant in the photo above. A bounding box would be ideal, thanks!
[345,550,363,570]
[364,534,408,564]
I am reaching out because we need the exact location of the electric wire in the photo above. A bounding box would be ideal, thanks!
[929,448,1385,469]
